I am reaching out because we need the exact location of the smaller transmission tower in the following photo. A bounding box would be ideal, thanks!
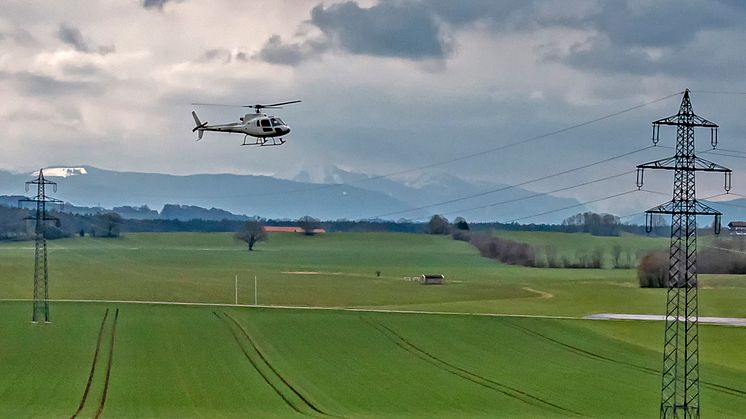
[636,89,732,418]
[19,169,62,323]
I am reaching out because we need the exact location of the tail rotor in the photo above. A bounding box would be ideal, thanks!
[191,111,208,140]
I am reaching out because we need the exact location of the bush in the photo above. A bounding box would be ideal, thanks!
[468,233,535,267]
[451,229,471,242]
[638,237,746,288]
[427,215,450,235]
[638,251,669,288]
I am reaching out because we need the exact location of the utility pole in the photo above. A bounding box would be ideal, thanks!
[636,89,732,418]
[19,169,63,323]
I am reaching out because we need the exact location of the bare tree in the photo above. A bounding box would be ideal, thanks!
[235,220,267,251]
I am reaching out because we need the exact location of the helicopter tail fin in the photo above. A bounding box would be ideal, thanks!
[191,111,206,140]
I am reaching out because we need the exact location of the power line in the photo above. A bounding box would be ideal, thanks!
[223,90,681,200]
[616,191,729,220]
[691,90,746,95]
[507,189,641,223]
[139,91,683,202]
[700,150,746,161]
[371,146,654,219]
[413,170,634,221]
[708,147,746,156]
[354,92,682,180]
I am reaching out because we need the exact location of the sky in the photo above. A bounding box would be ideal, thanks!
[1,0,746,217]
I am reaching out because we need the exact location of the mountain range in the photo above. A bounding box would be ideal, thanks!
[0,165,591,223]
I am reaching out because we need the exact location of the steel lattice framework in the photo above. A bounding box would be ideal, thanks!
[19,169,62,323]
[636,89,732,418]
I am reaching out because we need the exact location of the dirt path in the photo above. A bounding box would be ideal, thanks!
[521,287,554,299]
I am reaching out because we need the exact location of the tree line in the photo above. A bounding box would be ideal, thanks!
[429,213,644,269]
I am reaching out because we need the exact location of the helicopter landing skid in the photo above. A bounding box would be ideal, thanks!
[241,136,286,147]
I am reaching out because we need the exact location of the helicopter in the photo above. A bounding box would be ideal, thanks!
[191,100,301,146]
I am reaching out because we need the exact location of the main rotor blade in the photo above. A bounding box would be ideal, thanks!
[192,103,256,108]
[264,100,301,107]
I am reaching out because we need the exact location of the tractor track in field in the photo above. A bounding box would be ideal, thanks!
[504,320,746,399]
[96,308,119,419]
[71,308,119,419]
[71,308,110,419]
[363,317,583,417]
[214,311,339,418]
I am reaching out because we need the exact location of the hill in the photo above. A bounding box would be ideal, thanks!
[0,166,585,223]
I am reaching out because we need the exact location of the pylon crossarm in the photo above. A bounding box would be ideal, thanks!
[654,115,718,128]
[692,156,731,172]
[644,200,721,216]
[636,156,731,172]
[638,156,677,170]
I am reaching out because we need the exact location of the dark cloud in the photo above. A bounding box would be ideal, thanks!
[97,45,115,54]
[0,71,102,96]
[309,1,447,59]
[542,1,746,79]
[255,0,551,65]
[58,23,89,52]
[199,48,232,63]
[196,48,252,64]
[257,0,746,73]
[584,0,738,48]
[143,0,178,10]
[57,23,114,55]
[257,35,328,66]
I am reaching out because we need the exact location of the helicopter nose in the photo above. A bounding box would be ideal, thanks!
[275,126,290,135]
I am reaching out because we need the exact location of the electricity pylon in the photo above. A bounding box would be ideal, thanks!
[19,169,62,323]
[636,89,732,418]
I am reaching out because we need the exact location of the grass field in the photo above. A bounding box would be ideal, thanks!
[1,231,746,417]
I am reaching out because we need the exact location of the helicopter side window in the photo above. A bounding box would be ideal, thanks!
[260,119,271,127]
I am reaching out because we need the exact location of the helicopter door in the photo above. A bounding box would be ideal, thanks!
[260,119,272,133]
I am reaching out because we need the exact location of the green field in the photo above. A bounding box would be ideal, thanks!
[1,232,746,417]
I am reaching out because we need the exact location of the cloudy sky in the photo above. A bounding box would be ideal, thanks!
[1,0,746,215]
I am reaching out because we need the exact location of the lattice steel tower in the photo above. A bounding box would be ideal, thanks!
[636,89,732,418]
[19,169,62,323]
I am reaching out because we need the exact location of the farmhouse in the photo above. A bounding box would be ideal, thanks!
[727,221,746,235]
[420,274,444,285]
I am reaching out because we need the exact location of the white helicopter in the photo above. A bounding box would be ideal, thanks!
[191,100,300,146]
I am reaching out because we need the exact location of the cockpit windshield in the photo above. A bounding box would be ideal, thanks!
[270,118,285,126]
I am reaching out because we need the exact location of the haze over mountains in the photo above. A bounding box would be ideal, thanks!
[0,166,594,223]
[2,166,746,225]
